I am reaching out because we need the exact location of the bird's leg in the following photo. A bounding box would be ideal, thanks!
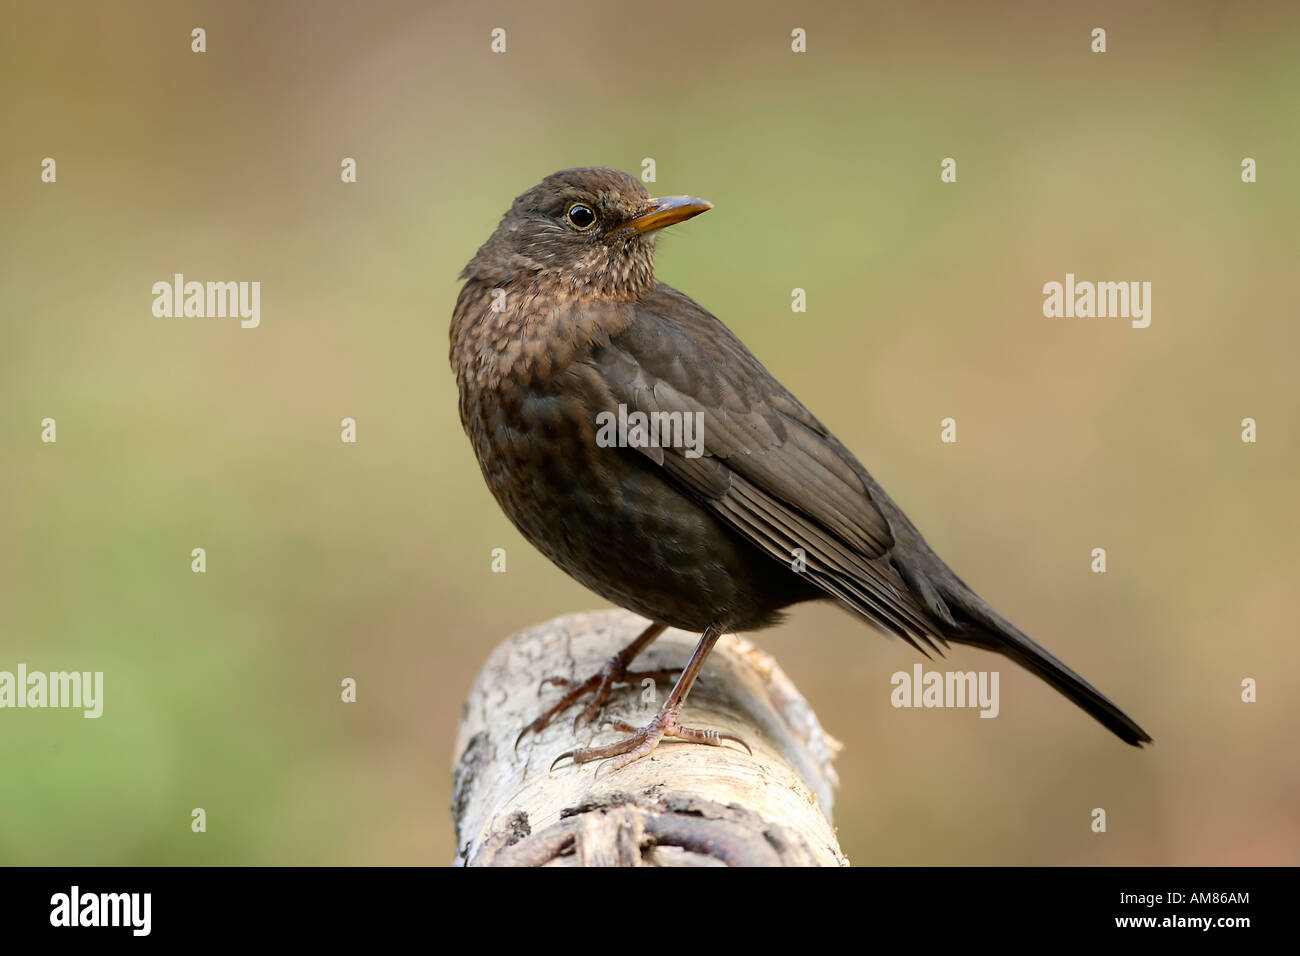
[550,623,751,775]
[515,621,674,749]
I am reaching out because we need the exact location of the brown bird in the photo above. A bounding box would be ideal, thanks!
[451,167,1151,773]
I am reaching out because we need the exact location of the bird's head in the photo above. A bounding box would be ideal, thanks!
[460,167,712,300]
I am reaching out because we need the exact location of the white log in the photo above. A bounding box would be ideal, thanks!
[452,609,847,866]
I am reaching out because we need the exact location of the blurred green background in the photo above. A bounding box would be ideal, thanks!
[2,0,1297,865]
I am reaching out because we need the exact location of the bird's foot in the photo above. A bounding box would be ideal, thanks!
[550,709,751,776]
[515,631,675,750]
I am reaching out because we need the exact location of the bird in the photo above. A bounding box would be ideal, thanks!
[450,166,1151,773]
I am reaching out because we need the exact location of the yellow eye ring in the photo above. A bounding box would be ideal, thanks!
[566,203,597,230]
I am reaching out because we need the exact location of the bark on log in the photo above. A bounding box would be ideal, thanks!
[452,609,847,866]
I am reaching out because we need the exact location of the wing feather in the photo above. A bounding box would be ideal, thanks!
[586,283,946,652]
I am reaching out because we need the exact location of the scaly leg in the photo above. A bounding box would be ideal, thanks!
[550,623,751,775]
[515,621,673,749]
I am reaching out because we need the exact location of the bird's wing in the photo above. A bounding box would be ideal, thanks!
[584,284,944,652]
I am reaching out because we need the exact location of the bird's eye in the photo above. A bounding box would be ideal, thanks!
[566,203,597,230]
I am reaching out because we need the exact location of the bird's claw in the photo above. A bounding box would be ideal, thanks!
[549,749,580,773]
[515,662,680,752]
[548,712,752,776]
[536,675,571,695]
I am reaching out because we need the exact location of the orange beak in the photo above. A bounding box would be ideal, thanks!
[625,195,713,235]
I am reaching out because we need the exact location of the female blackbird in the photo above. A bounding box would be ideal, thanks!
[451,167,1151,773]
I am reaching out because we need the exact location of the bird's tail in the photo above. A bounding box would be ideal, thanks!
[944,596,1152,747]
